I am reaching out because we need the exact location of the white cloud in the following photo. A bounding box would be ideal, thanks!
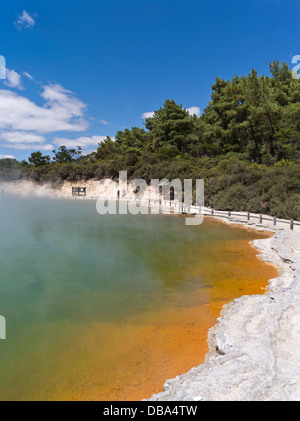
[0,154,16,159]
[0,84,88,134]
[141,111,155,119]
[15,11,37,30]
[99,119,111,125]
[53,135,112,149]
[23,71,34,80]
[186,106,201,117]
[4,69,23,89]
[0,131,45,144]
[2,69,34,90]
[0,143,53,151]
[0,82,88,151]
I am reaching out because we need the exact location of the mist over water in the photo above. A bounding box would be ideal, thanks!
[0,196,275,400]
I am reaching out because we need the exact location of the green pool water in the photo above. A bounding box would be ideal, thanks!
[0,196,275,400]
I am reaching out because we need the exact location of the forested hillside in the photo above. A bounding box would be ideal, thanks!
[2,61,300,219]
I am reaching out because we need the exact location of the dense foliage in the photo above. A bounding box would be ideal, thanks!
[2,61,300,219]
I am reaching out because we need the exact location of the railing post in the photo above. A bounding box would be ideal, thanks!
[273,216,276,226]
[211,208,214,215]
[247,212,250,221]
[259,214,262,224]
[228,211,231,217]
[290,219,294,231]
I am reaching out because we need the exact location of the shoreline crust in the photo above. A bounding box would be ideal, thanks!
[145,216,300,401]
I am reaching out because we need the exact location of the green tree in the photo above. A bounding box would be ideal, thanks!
[52,146,82,163]
[144,99,197,154]
[28,151,51,166]
[94,136,119,160]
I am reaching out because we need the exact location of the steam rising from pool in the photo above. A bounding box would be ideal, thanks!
[0,195,276,400]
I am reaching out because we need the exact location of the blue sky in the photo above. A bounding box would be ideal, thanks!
[0,0,300,160]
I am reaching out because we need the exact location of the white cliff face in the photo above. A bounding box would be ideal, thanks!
[146,226,300,401]
[0,179,162,200]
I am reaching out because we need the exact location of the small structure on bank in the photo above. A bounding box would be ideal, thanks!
[72,187,86,196]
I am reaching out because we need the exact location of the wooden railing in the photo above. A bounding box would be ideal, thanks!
[206,208,299,231]
[70,194,300,231]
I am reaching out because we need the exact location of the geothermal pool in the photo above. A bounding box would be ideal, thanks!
[0,196,277,400]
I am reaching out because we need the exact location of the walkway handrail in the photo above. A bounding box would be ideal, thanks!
[95,195,299,231]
